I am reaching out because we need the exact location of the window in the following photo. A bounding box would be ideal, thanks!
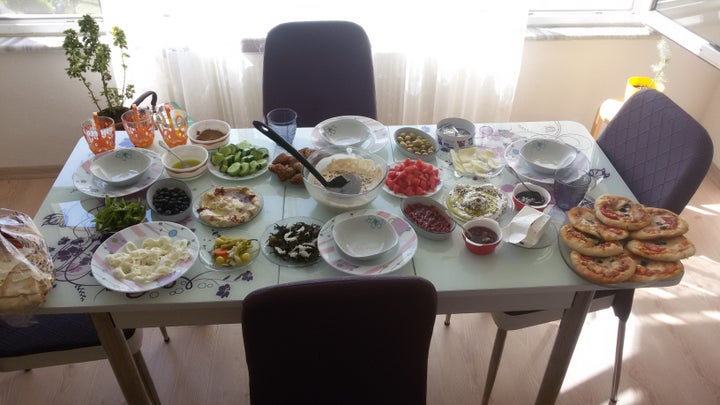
[644,0,720,69]
[0,0,102,35]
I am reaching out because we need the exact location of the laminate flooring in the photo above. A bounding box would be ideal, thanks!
[1,171,719,405]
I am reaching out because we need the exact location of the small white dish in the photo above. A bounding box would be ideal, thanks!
[89,148,152,187]
[319,118,372,148]
[333,214,399,261]
[311,116,389,153]
[161,144,209,180]
[188,119,231,150]
[520,139,577,175]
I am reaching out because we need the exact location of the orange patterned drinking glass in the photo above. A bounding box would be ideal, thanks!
[155,104,189,147]
[81,116,116,154]
[121,107,155,148]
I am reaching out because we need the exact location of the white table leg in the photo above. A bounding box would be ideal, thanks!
[535,290,595,405]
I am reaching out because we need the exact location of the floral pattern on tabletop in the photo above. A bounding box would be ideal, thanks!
[37,188,258,304]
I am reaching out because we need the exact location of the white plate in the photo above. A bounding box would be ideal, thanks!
[90,221,199,293]
[193,186,263,228]
[73,149,164,198]
[311,115,389,153]
[444,183,512,225]
[318,209,418,275]
[504,139,589,185]
[261,216,324,267]
[383,160,443,198]
[208,161,269,181]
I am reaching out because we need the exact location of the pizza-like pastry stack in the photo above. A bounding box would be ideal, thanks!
[561,196,695,284]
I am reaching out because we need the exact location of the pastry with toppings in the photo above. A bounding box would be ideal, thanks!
[629,207,689,240]
[445,183,507,221]
[567,206,629,241]
[594,194,651,230]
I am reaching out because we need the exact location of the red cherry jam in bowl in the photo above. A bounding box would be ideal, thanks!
[462,218,502,255]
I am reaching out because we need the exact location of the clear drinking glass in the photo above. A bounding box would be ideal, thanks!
[554,166,592,210]
[266,108,297,145]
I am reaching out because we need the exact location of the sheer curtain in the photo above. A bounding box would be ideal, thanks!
[102,0,528,127]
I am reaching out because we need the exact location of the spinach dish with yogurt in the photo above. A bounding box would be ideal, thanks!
[266,221,322,263]
[446,184,507,221]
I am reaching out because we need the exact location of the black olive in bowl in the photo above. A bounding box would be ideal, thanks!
[146,178,193,222]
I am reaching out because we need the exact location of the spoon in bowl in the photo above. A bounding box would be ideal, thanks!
[159,140,192,168]
[446,211,472,239]
[252,121,362,194]
[506,165,543,202]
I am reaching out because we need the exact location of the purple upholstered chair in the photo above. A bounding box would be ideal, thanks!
[460,89,714,405]
[262,21,377,128]
[241,276,437,405]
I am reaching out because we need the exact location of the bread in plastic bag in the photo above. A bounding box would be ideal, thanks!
[0,209,54,314]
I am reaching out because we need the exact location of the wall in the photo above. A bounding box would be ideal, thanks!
[1,36,720,170]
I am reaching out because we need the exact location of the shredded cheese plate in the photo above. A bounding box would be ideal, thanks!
[91,222,199,292]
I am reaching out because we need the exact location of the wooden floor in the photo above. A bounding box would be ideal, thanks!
[1,171,720,405]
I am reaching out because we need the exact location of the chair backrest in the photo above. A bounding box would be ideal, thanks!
[0,313,141,371]
[241,275,437,405]
[597,89,714,214]
[262,21,377,128]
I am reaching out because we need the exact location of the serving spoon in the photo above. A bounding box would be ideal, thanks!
[159,140,192,168]
[252,121,362,194]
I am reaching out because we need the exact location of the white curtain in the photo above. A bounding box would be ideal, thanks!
[102,0,528,127]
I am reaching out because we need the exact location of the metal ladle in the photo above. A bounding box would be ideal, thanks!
[159,140,192,168]
[252,121,362,194]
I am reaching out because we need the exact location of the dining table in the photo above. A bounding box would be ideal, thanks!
[30,119,682,405]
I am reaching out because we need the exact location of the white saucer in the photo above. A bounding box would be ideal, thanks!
[73,149,163,198]
[317,209,417,275]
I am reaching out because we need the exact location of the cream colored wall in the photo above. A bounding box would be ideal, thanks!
[1,36,720,169]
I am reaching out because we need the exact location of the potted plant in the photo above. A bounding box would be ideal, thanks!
[63,14,155,128]
[624,38,671,100]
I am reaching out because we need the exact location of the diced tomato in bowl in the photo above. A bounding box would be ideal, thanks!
[385,158,441,197]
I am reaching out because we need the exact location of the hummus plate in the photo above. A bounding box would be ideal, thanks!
[193,186,263,228]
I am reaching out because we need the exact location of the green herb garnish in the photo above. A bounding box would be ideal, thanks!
[93,196,147,234]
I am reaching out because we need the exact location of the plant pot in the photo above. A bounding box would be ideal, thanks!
[100,91,158,130]
[624,77,664,101]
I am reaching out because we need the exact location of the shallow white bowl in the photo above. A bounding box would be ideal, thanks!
[188,119,231,150]
[90,148,152,187]
[161,144,209,180]
[319,118,372,148]
[394,127,438,160]
[333,214,399,260]
[520,139,577,175]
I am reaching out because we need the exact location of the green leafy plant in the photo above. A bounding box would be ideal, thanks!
[651,38,671,88]
[63,14,135,121]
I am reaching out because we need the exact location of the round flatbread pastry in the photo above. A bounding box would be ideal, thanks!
[570,250,636,284]
[594,195,651,231]
[626,236,696,262]
[196,186,262,228]
[627,252,683,283]
[567,207,629,241]
[560,224,624,257]
[629,207,689,240]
